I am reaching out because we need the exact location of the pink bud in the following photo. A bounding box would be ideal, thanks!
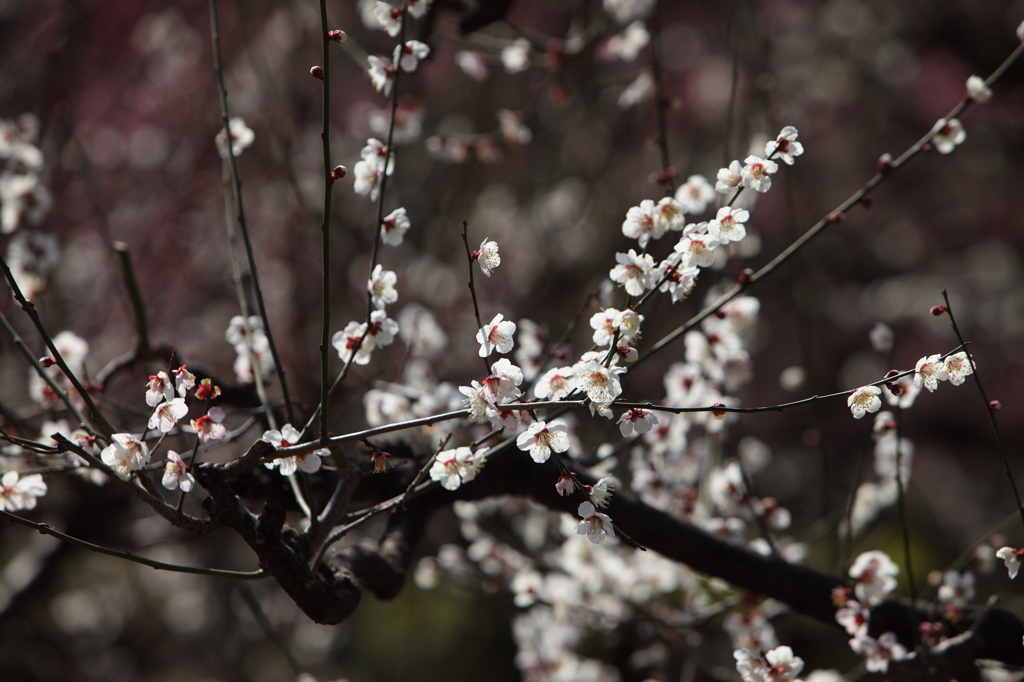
[310,65,324,80]
[877,153,893,172]
[737,268,753,285]
[328,29,347,43]
[331,165,347,181]
[989,399,1002,411]
[39,356,56,367]
[930,305,947,316]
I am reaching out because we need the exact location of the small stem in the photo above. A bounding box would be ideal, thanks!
[209,0,295,425]
[461,221,491,375]
[650,0,674,196]
[318,0,333,446]
[0,507,264,579]
[113,242,151,356]
[941,290,1024,533]
[893,407,918,647]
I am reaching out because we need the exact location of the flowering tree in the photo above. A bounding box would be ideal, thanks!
[2,1,1024,680]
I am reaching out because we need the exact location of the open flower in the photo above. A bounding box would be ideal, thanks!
[477,313,516,357]
[215,117,254,158]
[162,451,195,492]
[849,550,899,605]
[380,207,410,246]
[474,239,500,276]
[610,249,656,295]
[534,366,575,400]
[0,470,47,511]
[191,407,226,443]
[741,155,778,192]
[943,352,973,386]
[146,371,174,407]
[367,55,396,95]
[931,118,965,154]
[716,160,743,193]
[675,174,716,213]
[575,501,615,543]
[617,407,658,436]
[368,264,398,309]
[996,546,1023,579]
[148,397,188,433]
[847,385,881,419]
[767,126,804,165]
[429,447,481,490]
[101,434,150,480]
[914,354,948,392]
[394,40,430,72]
[516,420,570,463]
[966,75,992,103]
[708,206,749,244]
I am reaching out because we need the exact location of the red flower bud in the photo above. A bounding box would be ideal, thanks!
[310,65,324,80]
[930,305,947,316]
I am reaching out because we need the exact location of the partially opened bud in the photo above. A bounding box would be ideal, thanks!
[310,65,324,80]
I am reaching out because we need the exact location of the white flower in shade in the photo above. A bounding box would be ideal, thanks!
[533,366,575,400]
[148,397,188,433]
[741,155,779,192]
[931,118,965,154]
[996,546,1022,579]
[716,160,744,193]
[146,371,174,407]
[966,75,992,102]
[460,381,494,422]
[215,117,254,158]
[869,322,895,352]
[0,471,47,511]
[475,239,500,276]
[430,447,481,490]
[708,206,749,244]
[368,264,398,309]
[657,256,700,303]
[480,358,523,403]
[407,0,428,18]
[575,501,615,544]
[501,38,531,73]
[367,55,396,95]
[477,313,516,357]
[765,646,804,682]
[883,374,920,409]
[767,126,804,165]
[914,354,948,392]
[275,447,330,476]
[847,385,881,419]
[394,40,430,72]
[937,570,975,607]
[734,649,768,682]
[621,200,661,248]
[610,249,656,296]
[942,351,973,385]
[101,434,151,480]
[353,159,383,200]
[605,20,650,62]
[849,550,899,605]
[617,407,658,436]
[455,51,488,81]
[618,70,654,109]
[516,420,570,463]
[850,632,907,673]
[575,359,625,404]
[380,207,410,246]
[333,321,373,365]
[162,451,194,492]
[675,174,716,213]
[373,1,403,36]
[654,197,686,233]
[225,314,264,347]
[674,231,720,268]
[262,424,301,449]
[836,600,870,637]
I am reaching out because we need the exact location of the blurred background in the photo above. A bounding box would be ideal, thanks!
[1,0,1024,679]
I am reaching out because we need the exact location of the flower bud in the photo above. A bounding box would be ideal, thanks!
[877,153,893,173]
[39,356,56,367]
[930,305,947,316]
[328,29,347,43]
[310,65,324,80]
[331,165,347,181]
[989,399,1002,411]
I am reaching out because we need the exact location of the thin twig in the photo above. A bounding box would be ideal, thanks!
[893,406,918,647]
[649,0,674,195]
[236,583,301,675]
[461,220,491,375]
[317,0,334,446]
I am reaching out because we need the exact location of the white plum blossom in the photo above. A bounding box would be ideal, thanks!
[394,40,430,72]
[366,309,399,348]
[475,239,501,276]
[849,550,899,605]
[590,308,620,347]
[353,138,395,201]
[101,434,151,480]
[847,385,881,419]
[263,424,329,475]
[480,358,524,403]
[575,359,625,404]
[966,75,992,102]
[675,230,720,268]
[501,39,531,73]
[173,365,196,398]
[380,207,410,246]
[460,381,495,422]
[741,155,779,193]
[603,0,656,23]
[373,1,403,36]
[148,397,188,433]
[621,199,660,247]
[765,646,804,682]
[367,55,396,95]
[675,174,716,213]
[516,420,570,463]
[0,471,47,511]
[931,118,965,154]
[609,249,656,295]
[996,546,1022,579]
[654,196,686,233]
[604,20,650,62]
[836,600,870,637]
[146,371,174,407]
[850,632,907,673]
[430,447,482,490]
[477,313,516,357]
[575,501,615,544]
[937,570,975,607]
[734,649,768,682]
[716,160,744,193]
[657,256,700,302]
[617,408,658,436]
[333,321,374,365]
[162,451,194,492]
[215,117,254,158]
[869,322,895,352]
[767,126,804,165]
[588,477,614,507]
[263,424,301,449]
[943,351,973,385]
[914,354,948,392]
[618,70,654,109]
[708,206,749,243]
[616,308,643,342]
[191,408,226,443]
[368,264,398,309]
[533,366,575,400]
[455,50,488,81]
